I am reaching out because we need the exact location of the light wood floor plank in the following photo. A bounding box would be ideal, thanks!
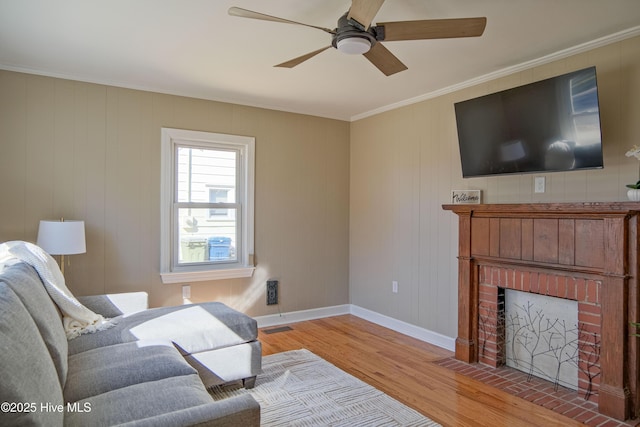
[259,315,583,427]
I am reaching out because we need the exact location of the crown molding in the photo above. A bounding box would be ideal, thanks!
[351,25,640,122]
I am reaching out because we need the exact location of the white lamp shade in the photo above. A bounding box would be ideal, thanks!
[37,220,86,255]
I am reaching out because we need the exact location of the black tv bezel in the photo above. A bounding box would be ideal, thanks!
[453,66,604,179]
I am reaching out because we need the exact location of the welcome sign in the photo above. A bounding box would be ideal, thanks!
[451,190,481,204]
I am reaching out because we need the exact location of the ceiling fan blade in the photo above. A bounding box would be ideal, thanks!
[228,7,335,35]
[275,46,332,68]
[347,0,386,30]
[377,17,487,41]
[363,43,407,76]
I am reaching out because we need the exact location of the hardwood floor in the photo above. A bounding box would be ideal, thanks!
[259,314,584,427]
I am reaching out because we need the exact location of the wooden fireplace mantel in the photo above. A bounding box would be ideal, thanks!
[443,202,640,421]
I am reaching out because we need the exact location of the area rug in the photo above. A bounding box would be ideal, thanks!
[209,348,441,426]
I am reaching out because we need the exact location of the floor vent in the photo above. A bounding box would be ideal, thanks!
[262,326,293,334]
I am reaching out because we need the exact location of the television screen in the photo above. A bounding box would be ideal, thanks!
[454,67,603,178]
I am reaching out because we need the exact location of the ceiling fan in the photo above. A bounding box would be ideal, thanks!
[228,0,486,76]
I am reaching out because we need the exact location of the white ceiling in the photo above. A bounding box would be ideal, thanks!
[1,0,639,121]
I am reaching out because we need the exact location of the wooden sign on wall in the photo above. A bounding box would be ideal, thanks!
[451,190,481,204]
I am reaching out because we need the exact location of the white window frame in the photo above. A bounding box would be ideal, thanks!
[160,128,255,284]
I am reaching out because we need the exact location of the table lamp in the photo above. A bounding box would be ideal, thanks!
[37,219,86,276]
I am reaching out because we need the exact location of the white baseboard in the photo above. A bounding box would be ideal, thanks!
[349,305,455,352]
[254,304,455,352]
[255,304,351,328]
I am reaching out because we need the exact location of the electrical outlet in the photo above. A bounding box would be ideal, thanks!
[534,176,545,193]
[266,280,278,305]
[182,285,191,299]
[392,281,398,293]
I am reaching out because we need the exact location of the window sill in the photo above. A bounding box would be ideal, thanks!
[160,266,255,284]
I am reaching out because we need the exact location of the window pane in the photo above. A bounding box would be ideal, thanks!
[178,208,237,264]
[176,146,237,203]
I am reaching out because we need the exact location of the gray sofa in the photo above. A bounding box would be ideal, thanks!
[0,260,261,426]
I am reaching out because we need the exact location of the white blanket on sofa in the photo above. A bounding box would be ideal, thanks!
[0,241,113,339]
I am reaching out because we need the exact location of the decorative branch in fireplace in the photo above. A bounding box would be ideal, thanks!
[478,300,600,400]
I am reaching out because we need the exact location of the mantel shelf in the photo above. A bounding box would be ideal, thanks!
[443,201,640,215]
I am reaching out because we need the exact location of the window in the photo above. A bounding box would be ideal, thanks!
[160,128,255,283]
[209,188,233,218]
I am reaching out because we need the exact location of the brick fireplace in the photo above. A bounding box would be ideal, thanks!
[477,265,601,401]
[443,202,640,421]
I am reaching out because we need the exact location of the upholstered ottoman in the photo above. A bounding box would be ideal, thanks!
[74,297,262,388]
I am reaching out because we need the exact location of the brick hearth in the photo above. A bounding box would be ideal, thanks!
[436,357,636,427]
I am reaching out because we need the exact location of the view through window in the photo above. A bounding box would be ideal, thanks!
[160,128,255,283]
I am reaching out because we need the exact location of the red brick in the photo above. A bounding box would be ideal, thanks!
[579,323,601,336]
[556,276,567,299]
[587,415,609,426]
[579,302,601,316]
[539,273,549,295]
[578,311,600,326]
[479,356,498,367]
[567,277,578,300]
[574,409,599,423]
[530,272,539,293]
[562,406,587,418]
[515,270,523,290]
[494,268,501,286]
[554,402,577,414]
[586,280,599,304]
[482,341,498,352]
[593,419,622,427]
[577,280,587,302]
[548,275,558,297]
[522,271,531,292]
[577,369,601,385]
[479,299,496,310]
[541,398,564,410]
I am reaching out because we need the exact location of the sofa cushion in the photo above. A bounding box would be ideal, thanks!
[68,302,258,355]
[64,374,215,426]
[64,340,197,403]
[0,282,64,427]
[77,292,148,317]
[115,394,261,427]
[0,261,68,386]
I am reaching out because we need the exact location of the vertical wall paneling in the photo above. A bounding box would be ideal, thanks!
[0,73,350,316]
[0,72,27,240]
[350,35,640,338]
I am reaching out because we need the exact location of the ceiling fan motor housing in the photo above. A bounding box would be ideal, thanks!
[332,13,378,53]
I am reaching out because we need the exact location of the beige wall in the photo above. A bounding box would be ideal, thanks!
[0,71,350,315]
[350,36,640,338]
[2,36,639,337]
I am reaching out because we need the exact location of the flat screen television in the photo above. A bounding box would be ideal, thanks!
[454,66,603,178]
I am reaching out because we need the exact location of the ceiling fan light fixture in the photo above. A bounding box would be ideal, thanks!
[337,37,371,55]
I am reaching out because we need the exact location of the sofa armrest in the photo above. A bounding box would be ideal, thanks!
[115,394,260,427]
[77,292,149,317]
